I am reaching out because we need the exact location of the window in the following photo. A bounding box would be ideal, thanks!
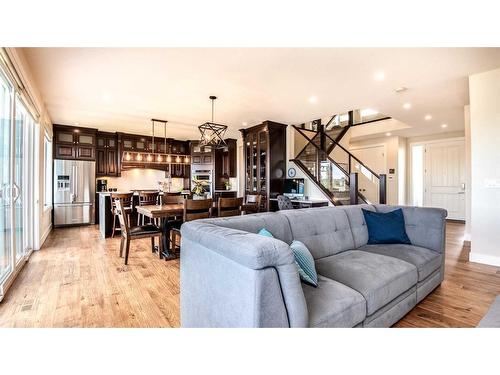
[44,133,52,209]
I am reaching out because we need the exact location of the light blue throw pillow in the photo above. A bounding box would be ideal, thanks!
[290,240,318,287]
[258,228,274,237]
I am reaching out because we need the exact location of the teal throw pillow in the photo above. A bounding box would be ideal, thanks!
[258,228,274,238]
[290,240,318,287]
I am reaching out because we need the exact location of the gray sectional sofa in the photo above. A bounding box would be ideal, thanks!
[180,204,447,328]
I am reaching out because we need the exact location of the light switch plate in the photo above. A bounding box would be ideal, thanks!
[484,179,500,188]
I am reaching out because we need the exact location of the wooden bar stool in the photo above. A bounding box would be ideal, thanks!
[110,192,134,238]
[114,199,163,265]
[170,198,213,255]
[217,197,243,217]
[138,191,159,225]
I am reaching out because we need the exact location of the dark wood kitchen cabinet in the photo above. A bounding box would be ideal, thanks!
[53,124,97,161]
[214,138,237,189]
[240,121,287,212]
[96,131,118,177]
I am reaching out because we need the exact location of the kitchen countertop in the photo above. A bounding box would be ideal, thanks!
[97,190,187,196]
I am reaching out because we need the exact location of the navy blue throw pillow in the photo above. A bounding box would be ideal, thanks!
[362,208,411,245]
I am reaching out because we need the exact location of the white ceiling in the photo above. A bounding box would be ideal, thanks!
[23,48,500,140]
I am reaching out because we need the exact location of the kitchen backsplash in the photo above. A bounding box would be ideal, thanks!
[101,168,186,192]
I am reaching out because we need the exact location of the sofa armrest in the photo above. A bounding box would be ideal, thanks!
[181,221,294,269]
[180,221,309,327]
[373,205,447,253]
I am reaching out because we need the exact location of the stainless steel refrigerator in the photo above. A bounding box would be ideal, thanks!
[53,159,95,226]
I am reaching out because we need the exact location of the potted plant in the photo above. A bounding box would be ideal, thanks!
[192,178,209,200]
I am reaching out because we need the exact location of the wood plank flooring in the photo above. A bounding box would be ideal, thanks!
[0,221,499,327]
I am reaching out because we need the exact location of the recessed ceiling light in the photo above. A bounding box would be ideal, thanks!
[374,71,385,81]
[101,92,112,102]
[74,122,80,126]
[395,87,408,93]
[441,123,448,128]
[308,96,318,103]
[424,115,432,121]
[386,132,392,136]
[403,103,411,110]
[242,122,248,126]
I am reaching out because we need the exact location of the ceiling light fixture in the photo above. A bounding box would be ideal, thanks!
[374,71,385,81]
[403,103,412,110]
[425,115,432,120]
[199,95,228,149]
[242,122,248,126]
[386,132,392,136]
[441,123,448,128]
[395,87,407,93]
[308,96,318,103]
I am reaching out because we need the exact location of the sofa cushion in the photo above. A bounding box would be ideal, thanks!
[335,204,375,248]
[201,212,293,244]
[359,244,442,281]
[302,275,366,327]
[291,240,318,287]
[278,207,355,259]
[362,208,411,245]
[315,250,418,315]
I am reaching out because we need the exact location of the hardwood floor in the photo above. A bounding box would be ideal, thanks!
[0,221,499,327]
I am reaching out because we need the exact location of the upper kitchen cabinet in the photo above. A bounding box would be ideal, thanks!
[96,131,119,177]
[190,141,214,164]
[53,124,97,161]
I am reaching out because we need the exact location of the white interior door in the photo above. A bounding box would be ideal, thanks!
[350,145,386,204]
[424,140,465,220]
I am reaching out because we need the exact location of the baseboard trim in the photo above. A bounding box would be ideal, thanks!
[38,224,52,250]
[469,252,500,267]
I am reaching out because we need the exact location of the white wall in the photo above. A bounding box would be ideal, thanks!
[103,169,186,192]
[469,67,500,266]
[349,135,403,205]
[464,105,471,242]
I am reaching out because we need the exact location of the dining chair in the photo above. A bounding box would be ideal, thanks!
[170,198,213,255]
[277,195,294,210]
[115,199,163,265]
[137,191,159,225]
[110,192,134,238]
[241,193,262,215]
[218,197,243,217]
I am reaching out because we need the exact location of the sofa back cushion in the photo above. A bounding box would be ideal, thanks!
[200,212,293,244]
[278,207,355,259]
[335,204,375,248]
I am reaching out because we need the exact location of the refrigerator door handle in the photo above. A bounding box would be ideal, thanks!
[12,183,20,203]
[74,164,78,199]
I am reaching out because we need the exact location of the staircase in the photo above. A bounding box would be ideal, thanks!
[291,110,390,205]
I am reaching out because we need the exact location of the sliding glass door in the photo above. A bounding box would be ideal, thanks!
[0,63,37,296]
[0,69,13,284]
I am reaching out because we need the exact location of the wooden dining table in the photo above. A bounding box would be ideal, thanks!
[135,204,184,260]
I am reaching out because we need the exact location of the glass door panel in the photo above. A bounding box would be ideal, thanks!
[0,71,12,282]
[14,98,26,263]
[258,130,267,193]
[251,134,257,192]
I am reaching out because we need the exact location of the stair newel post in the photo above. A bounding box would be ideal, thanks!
[379,174,387,204]
[349,172,359,205]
